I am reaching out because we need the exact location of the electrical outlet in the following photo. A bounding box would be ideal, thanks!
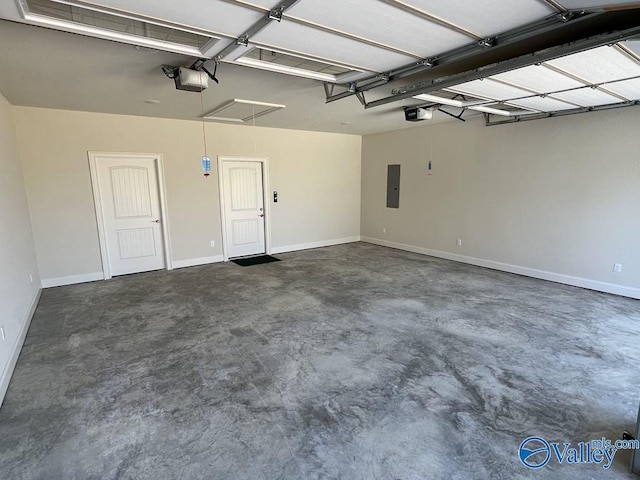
[456,239,462,247]
[613,263,623,273]
[382,227,387,234]
[210,241,215,248]
[0,326,5,341]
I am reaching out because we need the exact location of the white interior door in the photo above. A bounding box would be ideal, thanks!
[221,160,266,258]
[93,155,166,276]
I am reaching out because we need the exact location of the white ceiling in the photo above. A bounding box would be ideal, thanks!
[0,20,431,135]
[0,0,639,134]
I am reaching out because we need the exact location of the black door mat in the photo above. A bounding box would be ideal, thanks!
[231,255,281,267]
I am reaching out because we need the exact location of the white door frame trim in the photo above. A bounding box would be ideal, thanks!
[88,151,173,279]
[217,155,271,262]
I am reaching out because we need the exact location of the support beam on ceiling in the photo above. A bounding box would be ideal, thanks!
[325,10,597,104]
[483,99,640,126]
[327,7,640,109]
[366,18,640,108]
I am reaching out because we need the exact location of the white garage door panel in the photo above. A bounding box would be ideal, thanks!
[547,46,640,84]
[398,0,555,37]
[286,0,470,58]
[83,0,263,37]
[252,21,416,72]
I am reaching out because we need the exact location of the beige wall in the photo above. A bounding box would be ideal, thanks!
[0,93,40,405]
[13,102,640,297]
[361,107,640,297]
[13,107,361,282]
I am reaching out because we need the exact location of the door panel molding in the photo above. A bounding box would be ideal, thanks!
[88,151,172,279]
[218,156,271,262]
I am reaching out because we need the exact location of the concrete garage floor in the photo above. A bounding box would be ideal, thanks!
[1,243,639,479]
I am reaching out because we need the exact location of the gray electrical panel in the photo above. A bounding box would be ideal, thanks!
[386,164,400,208]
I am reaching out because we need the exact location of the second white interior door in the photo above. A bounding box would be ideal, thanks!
[221,160,266,258]
[92,154,166,276]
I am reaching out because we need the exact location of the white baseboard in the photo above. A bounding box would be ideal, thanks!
[271,236,361,255]
[41,256,227,286]
[361,237,640,300]
[172,255,224,269]
[41,272,104,288]
[0,288,41,407]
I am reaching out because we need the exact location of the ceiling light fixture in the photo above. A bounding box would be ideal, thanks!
[22,13,202,57]
[467,105,513,116]
[234,57,337,82]
[412,94,465,108]
[412,94,520,117]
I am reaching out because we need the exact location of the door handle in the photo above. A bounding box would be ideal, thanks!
[152,219,160,223]
[258,214,264,217]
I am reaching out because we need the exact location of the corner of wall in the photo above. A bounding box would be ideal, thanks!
[0,92,42,408]
[0,289,40,407]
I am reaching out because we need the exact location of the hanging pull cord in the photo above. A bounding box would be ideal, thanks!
[200,71,208,159]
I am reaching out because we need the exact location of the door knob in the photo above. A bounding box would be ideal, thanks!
[152,219,160,223]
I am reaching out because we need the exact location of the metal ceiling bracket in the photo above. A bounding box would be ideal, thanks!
[478,37,495,48]
[186,58,221,84]
[214,0,300,61]
[418,58,436,68]
[437,107,466,122]
[355,91,366,107]
[323,82,335,98]
[558,11,576,22]
[269,8,284,22]
[190,58,206,70]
